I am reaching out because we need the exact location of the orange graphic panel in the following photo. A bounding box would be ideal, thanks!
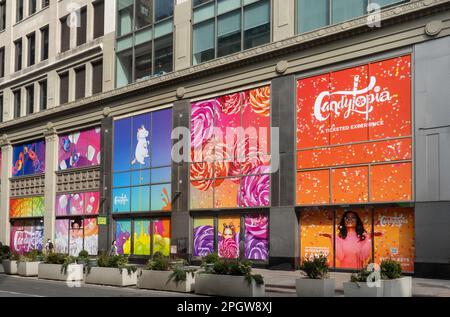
[329,65,369,145]
[190,182,213,209]
[332,167,368,204]
[369,56,412,140]
[374,207,415,273]
[300,208,334,267]
[296,170,330,205]
[370,162,412,202]
[297,74,330,149]
[214,178,240,208]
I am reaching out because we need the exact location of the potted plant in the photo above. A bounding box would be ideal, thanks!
[85,254,137,287]
[0,245,11,273]
[38,253,84,282]
[2,252,21,275]
[296,255,335,297]
[194,253,265,297]
[18,250,43,277]
[76,250,90,265]
[380,260,412,297]
[344,265,384,297]
[137,252,196,293]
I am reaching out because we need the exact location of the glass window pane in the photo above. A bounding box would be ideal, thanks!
[193,3,214,24]
[113,117,132,171]
[155,0,174,21]
[332,0,368,24]
[134,42,152,81]
[136,0,153,29]
[135,27,153,46]
[217,10,241,57]
[118,0,134,36]
[117,35,133,52]
[151,108,173,166]
[134,219,151,255]
[376,0,406,7]
[151,167,171,184]
[193,20,215,65]
[115,220,131,254]
[151,184,171,211]
[154,34,173,76]
[217,0,241,15]
[154,19,173,38]
[131,169,151,186]
[194,0,212,6]
[297,0,329,33]
[112,188,131,212]
[131,185,150,212]
[244,0,270,49]
[116,49,133,87]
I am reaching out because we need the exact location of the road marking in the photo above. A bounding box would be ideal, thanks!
[0,289,44,297]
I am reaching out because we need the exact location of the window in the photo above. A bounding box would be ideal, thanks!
[14,39,22,72]
[26,85,34,115]
[0,47,4,77]
[60,15,70,53]
[0,94,3,122]
[16,0,24,22]
[192,0,271,65]
[93,0,105,39]
[59,72,69,104]
[29,0,37,15]
[13,90,21,118]
[92,60,103,94]
[27,32,36,67]
[39,80,47,110]
[75,66,86,100]
[0,1,6,31]
[40,26,49,61]
[42,0,49,8]
[296,0,409,33]
[77,6,87,46]
[12,141,45,176]
[116,0,174,87]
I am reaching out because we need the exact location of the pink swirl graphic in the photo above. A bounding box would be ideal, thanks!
[218,238,239,259]
[191,100,216,149]
[216,92,248,115]
[239,166,270,207]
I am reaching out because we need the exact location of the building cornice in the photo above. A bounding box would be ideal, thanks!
[0,0,449,135]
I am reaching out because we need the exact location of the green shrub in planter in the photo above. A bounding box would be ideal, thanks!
[380,260,402,280]
[144,252,196,284]
[9,252,21,261]
[146,252,171,271]
[20,250,43,262]
[350,267,374,283]
[95,254,137,276]
[301,255,329,279]
[0,245,10,259]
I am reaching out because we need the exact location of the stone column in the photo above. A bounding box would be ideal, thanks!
[43,123,58,242]
[174,0,192,71]
[0,135,12,244]
[273,0,295,42]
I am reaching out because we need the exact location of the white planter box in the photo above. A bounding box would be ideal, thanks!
[343,281,384,297]
[85,266,137,287]
[137,270,195,293]
[18,261,41,277]
[2,260,18,275]
[383,277,412,297]
[195,274,265,297]
[38,263,84,282]
[296,278,335,297]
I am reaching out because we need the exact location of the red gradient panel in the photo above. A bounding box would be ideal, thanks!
[297,74,330,150]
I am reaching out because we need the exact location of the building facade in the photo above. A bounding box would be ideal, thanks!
[0,0,450,278]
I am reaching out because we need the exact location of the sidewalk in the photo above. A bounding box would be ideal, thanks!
[254,269,450,297]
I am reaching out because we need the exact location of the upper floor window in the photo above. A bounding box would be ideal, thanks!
[0,94,3,122]
[93,0,105,39]
[60,15,70,53]
[116,0,174,87]
[0,1,6,31]
[0,47,4,77]
[29,0,37,15]
[192,0,271,65]
[14,38,23,72]
[40,25,49,61]
[27,32,36,66]
[296,0,409,34]
[17,0,24,22]
[77,6,87,46]
[42,0,49,8]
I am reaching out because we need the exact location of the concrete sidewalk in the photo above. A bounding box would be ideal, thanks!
[254,269,450,297]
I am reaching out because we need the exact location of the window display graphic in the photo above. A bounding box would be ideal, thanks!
[55,218,99,256]
[10,197,45,218]
[58,127,101,170]
[218,216,241,259]
[296,56,412,205]
[10,220,44,254]
[12,140,45,177]
[300,207,415,272]
[114,218,170,256]
[244,214,269,260]
[55,192,100,216]
[190,86,271,209]
[112,108,172,213]
[193,218,215,257]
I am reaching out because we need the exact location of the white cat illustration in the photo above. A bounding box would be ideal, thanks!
[131,125,150,165]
